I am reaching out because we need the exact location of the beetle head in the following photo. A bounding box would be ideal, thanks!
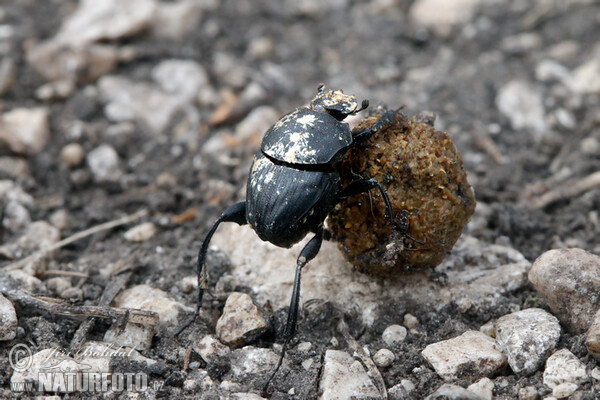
[310,85,369,121]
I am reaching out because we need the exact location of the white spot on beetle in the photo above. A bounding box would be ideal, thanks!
[296,113,317,127]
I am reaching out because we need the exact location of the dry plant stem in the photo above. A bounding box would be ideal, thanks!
[2,209,148,271]
[69,259,137,353]
[38,270,89,278]
[3,288,158,326]
[529,171,600,210]
[338,320,388,400]
[470,131,506,164]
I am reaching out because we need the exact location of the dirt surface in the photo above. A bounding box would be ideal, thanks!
[0,0,599,399]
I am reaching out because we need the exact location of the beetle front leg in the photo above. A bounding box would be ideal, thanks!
[351,109,398,143]
[338,178,394,224]
[175,201,248,337]
[263,226,324,394]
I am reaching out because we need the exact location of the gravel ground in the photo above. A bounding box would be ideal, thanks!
[0,0,599,399]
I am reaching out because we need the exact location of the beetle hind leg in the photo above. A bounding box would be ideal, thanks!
[338,178,394,224]
[263,226,324,394]
[175,201,248,337]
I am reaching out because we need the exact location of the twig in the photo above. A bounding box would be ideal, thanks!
[38,270,90,278]
[529,171,600,210]
[4,288,159,326]
[2,209,148,271]
[470,130,506,164]
[69,258,137,353]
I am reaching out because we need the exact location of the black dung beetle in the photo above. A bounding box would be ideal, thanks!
[176,84,399,393]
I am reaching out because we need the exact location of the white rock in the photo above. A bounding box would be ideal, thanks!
[123,222,156,242]
[45,277,72,296]
[3,221,60,260]
[496,80,546,137]
[151,1,205,40]
[403,313,418,330]
[60,143,85,168]
[0,293,17,340]
[0,180,34,206]
[234,106,279,144]
[518,386,538,400]
[422,330,507,381]
[543,349,588,389]
[0,107,49,155]
[409,0,481,37]
[495,308,561,375]
[152,59,209,103]
[425,384,482,400]
[104,322,154,351]
[6,269,43,291]
[86,144,122,183]
[229,346,279,381]
[373,348,395,368]
[0,156,30,179]
[552,382,578,399]
[467,377,494,400]
[54,0,157,47]
[2,200,31,233]
[193,335,230,364]
[382,324,408,346]
[216,292,268,347]
[319,350,380,400]
[529,248,600,333]
[570,58,600,94]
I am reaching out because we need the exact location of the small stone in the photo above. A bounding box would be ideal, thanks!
[382,324,408,346]
[152,59,209,104]
[529,248,600,333]
[518,386,538,400]
[35,79,75,101]
[543,349,587,390]
[403,313,418,330]
[49,209,69,231]
[570,58,600,94]
[422,330,507,381]
[0,292,17,340]
[0,180,34,206]
[495,308,561,375]
[177,275,197,294]
[297,342,312,353]
[151,0,204,40]
[46,277,71,296]
[409,0,481,38]
[60,287,83,301]
[234,106,279,145]
[425,384,482,400]
[229,346,279,382]
[5,221,60,259]
[86,144,123,183]
[496,80,546,137]
[590,367,600,381]
[246,36,275,60]
[6,269,43,292]
[231,393,267,400]
[552,382,578,399]
[60,143,85,168]
[585,309,600,360]
[216,292,268,347]
[389,380,416,400]
[319,350,380,400]
[373,348,395,368]
[467,377,494,400]
[500,33,542,55]
[192,335,230,364]
[2,200,31,233]
[0,156,30,179]
[124,222,156,242]
[479,321,496,338]
[0,107,49,155]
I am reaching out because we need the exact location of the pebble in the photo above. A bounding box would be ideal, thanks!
[6,269,43,292]
[552,382,578,399]
[479,321,496,338]
[467,377,494,400]
[0,292,17,340]
[496,80,546,137]
[0,180,34,206]
[382,324,408,346]
[425,383,482,400]
[2,200,31,233]
[409,0,481,38]
[49,209,69,231]
[54,0,157,47]
[45,277,72,296]
[403,313,418,330]
[123,222,156,242]
[151,0,205,40]
[0,156,30,179]
[3,221,60,260]
[104,284,182,350]
[570,58,600,94]
[501,33,543,55]
[319,350,380,400]
[518,386,538,400]
[373,348,395,368]
[177,275,197,294]
[35,79,75,101]
[98,75,184,135]
[543,349,588,390]
[152,59,209,104]
[495,308,561,375]
[297,341,312,353]
[192,335,230,364]
[422,330,507,381]
[60,143,85,168]
[585,309,600,360]
[388,380,416,400]
[228,346,279,382]
[234,106,279,145]
[86,144,123,183]
[0,107,49,155]
[529,248,600,333]
[215,292,268,347]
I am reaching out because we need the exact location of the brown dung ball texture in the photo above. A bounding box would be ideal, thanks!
[328,110,475,277]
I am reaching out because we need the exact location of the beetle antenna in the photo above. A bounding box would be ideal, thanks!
[355,99,369,113]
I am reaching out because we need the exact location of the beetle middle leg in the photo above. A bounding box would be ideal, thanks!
[263,226,324,394]
[175,201,248,337]
[338,178,394,224]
